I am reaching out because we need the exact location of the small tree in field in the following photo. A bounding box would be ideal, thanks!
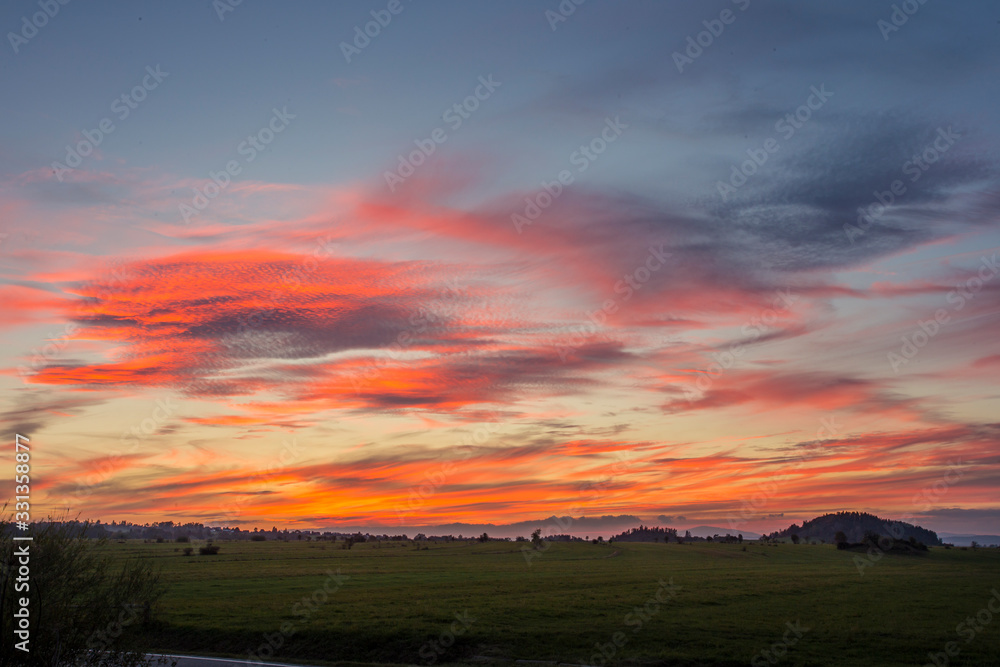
[835,531,848,545]
[531,529,543,550]
[790,534,801,544]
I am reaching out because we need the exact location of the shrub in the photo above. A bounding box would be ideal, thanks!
[182,547,193,556]
[176,535,189,543]
[250,534,267,541]
[199,545,221,555]
[0,515,163,667]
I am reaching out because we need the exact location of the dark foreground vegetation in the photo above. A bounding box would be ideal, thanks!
[0,518,165,667]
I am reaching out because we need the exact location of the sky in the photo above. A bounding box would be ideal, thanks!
[1,0,999,537]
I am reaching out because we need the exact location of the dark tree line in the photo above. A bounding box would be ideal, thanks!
[610,525,679,542]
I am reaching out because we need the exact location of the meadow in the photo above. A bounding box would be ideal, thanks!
[109,539,1000,666]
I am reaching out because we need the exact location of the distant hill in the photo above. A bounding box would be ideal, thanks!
[767,512,941,546]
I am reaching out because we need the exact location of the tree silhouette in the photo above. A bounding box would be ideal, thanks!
[531,529,543,549]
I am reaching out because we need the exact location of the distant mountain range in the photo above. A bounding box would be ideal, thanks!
[766,512,942,545]
[938,533,1000,547]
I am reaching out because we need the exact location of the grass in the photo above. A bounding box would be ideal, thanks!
[107,539,1000,666]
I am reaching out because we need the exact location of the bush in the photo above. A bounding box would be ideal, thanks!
[250,534,267,541]
[176,535,189,543]
[199,545,221,555]
[182,547,193,556]
[1,515,164,667]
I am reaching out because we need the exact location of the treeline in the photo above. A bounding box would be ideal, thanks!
[611,526,679,542]
[2,521,591,544]
[608,526,746,543]
[0,520,410,542]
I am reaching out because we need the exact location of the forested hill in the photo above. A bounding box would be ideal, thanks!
[610,525,679,542]
[766,512,942,545]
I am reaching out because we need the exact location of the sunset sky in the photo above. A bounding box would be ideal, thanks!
[2,1,998,537]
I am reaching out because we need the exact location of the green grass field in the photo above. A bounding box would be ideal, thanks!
[111,539,1000,666]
